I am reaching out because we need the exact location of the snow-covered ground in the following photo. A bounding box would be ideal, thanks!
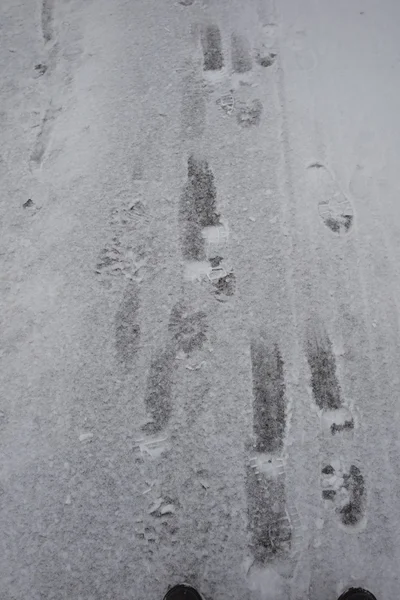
[1,1,399,598]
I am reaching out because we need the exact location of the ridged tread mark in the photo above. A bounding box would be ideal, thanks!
[115,280,141,369]
[246,466,292,563]
[231,32,252,73]
[41,0,54,43]
[201,24,224,71]
[306,332,342,411]
[181,66,206,140]
[250,338,286,453]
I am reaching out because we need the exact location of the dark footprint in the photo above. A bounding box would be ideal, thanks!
[188,155,220,228]
[321,463,366,528]
[212,271,236,298]
[255,52,277,67]
[246,466,292,563]
[179,155,220,260]
[231,33,252,73]
[41,0,54,43]
[236,100,263,128]
[115,280,141,368]
[306,331,342,412]
[307,163,354,234]
[201,24,224,71]
[142,345,176,434]
[168,301,207,354]
[250,337,285,453]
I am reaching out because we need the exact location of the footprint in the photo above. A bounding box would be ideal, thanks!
[180,63,206,140]
[179,155,220,261]
[307,163,354,234]
[41,0,54,43]
[321,462,366,530]
[251,337,286,454]
[201,24,224,71]
[236,99,263,128]
[306,329,355,434]
[290,29,318,72]
[30,105,61,171]
[231,32,252,73]
[255,51,277,68]
[246,465,296,564]
[216,92,235,116]
[168,301,208,355]
[114,280,141,369]
[142,345,176,434]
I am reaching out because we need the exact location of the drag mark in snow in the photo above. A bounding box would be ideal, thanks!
[250,337,286,453]
[201,24,224,71]
[231,33,252,73]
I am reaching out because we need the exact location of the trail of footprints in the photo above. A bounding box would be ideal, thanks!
[94,7,365,571]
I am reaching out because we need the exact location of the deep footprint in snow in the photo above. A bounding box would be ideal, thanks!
[308,163,354,234]
[321,462,366,529]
